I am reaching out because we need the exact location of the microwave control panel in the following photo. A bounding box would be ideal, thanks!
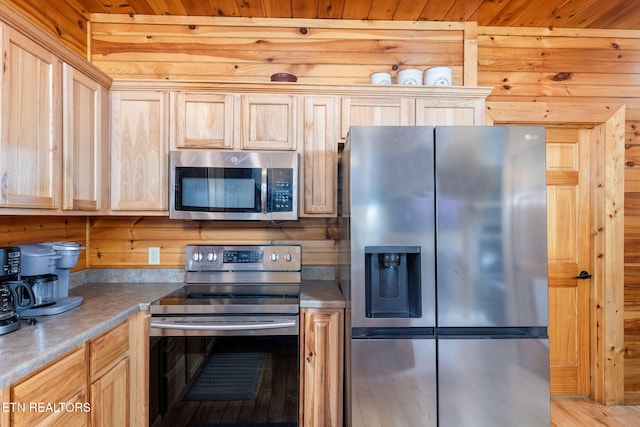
[268,168,294,212]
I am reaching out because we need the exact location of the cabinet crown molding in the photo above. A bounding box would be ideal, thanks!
[110,80,493,98]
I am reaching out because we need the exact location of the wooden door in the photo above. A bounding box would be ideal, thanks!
[240,94,297,150]
[174,92,234,149]
[340,97,414,140]
[12,347,88,426]
[300,308,344,427]
[110,90,169,212]
[62,63,109,212]
[0,23,61,209]
[300,95,338,216]
[415,97,486,126]
[91,358,130,427]
[546,126,592,396]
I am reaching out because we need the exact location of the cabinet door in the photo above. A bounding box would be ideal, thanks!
[240,94,297,150]
[175,92,235,149]
[340,97,413,140]
[300,308,344,427]
[300,96,338,216]
[415,97,486,126]
[62,63,109,212]
[111,90,169,212]
[11,347,88,426]
[91,357,130,427]
[0,24,61,209]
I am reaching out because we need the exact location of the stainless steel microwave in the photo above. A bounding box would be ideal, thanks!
[169,150,298,221]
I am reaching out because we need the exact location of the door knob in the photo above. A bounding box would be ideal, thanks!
[575,270,592,280]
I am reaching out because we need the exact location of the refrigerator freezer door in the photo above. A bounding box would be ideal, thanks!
[349,338,437,427]
[435,126,548,327]
[438,338,550,426]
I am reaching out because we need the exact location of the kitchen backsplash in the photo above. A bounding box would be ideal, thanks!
[70,265,336,288]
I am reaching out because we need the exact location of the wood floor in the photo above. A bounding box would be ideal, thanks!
[552,397,640,426]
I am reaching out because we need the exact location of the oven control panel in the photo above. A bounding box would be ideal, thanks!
[185,244,301,272]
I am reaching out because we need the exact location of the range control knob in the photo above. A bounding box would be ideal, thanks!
[270,252,279,262]
[191,251,203,262]
[284,252,293,262]
[206,252,217,262]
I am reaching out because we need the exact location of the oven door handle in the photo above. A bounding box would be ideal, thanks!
[150,319,297,331]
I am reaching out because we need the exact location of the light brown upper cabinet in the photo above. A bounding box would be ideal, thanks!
[240,94,297,150]
[0,23,61,209]
[62,64,109,212]
[341,89,490,141]
[340,97,413,140]
[174,92,297,151]
[110,90,170,213]
[300,96,338,216]
[415,97,486,126]
[0,13,111,215]
[174,92,234,149]
[110,82,491,218]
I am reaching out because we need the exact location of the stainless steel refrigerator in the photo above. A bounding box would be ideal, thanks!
[340,126,550,427]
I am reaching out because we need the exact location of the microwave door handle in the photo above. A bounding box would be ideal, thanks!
[261,168,268,213]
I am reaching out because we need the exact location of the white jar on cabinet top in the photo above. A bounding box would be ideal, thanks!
[370,72,392,85]
[397,68,422,85]
[424,67,452,86]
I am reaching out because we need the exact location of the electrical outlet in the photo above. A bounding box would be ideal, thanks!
[148,247,160,265]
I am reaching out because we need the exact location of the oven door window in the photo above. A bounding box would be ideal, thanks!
[150,335,299,426]
[175,167,262,212]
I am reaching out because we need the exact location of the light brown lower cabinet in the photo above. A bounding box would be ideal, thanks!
[90,358,129,426]
[0,312,146,427]
[89,319,131,426]
[299,307,344,427]
[10,346,88,426]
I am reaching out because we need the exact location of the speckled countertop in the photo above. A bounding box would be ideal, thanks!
[0,278,343,389]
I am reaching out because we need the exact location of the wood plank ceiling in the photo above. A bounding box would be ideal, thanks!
[73,0,640,30]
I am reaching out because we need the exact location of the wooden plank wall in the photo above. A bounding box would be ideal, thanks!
[0,216,88,269]
[88,217,340,268]
[0,0,88,57]
[89,15,466,85]
[0,216,339,268]
[476,26,640,404]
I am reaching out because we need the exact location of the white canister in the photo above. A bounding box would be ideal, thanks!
[370,72,392,85]
[424,67,452,86]
[397,68,423,85]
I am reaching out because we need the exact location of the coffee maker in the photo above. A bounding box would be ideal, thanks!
[0,247,35,334]
[18,242,85,316]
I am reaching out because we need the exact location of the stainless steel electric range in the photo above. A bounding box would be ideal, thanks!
[148,244,301,427]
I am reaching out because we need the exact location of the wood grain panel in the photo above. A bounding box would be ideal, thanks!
[29,0,640,32]
[300,308,344,427]
[90,320,130,378]
[88,16,467,84]
[87,216,340,267]
[2,0,89,57]
[11,346,88,426]
[0,216,88,269]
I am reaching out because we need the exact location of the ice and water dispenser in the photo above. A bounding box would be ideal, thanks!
[364,246,421,318]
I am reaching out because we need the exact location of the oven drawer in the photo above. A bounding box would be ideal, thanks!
[149,315,299,336]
